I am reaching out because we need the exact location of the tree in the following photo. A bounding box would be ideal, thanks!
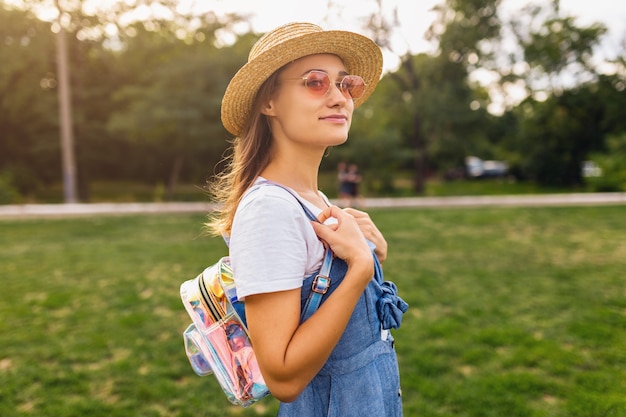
[495,1,614,187]
[508,72,626,187]
[0,5,59,197]
[107,25,251,198]
[508,2,607,97]
[4,0,246,201]
[362,0,501,193]
[587,132,626,192]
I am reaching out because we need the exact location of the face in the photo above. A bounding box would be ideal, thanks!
[262,54,356,149]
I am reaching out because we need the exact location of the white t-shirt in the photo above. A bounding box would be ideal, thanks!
[229,179,333,300]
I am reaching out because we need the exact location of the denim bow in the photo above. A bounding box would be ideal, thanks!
[369,248,409,330]
[376,280,409,330]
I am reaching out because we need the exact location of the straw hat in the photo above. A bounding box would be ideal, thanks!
[220,22,383,136]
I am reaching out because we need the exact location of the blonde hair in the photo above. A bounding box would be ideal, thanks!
[206,72,281,237]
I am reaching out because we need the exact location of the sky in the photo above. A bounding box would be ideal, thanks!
[187,0,624,113]
[196,0,626,73]
[13,0,625,112]
[20,0,625,73]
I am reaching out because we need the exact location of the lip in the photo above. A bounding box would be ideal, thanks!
[319,114,348,123]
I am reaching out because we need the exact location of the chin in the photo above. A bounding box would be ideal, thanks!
[331,127,350,144]
[328,135,349,147]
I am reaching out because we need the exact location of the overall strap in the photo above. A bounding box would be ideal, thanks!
[252,180,333,322]
[301,248,333,322]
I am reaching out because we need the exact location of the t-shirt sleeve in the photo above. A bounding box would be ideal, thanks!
[229,187,312,300]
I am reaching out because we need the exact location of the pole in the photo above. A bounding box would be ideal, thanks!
[55,11,78,203]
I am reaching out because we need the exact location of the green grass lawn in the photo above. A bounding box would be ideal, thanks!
[1,206,625,416]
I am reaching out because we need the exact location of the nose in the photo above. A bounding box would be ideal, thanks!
[326,79,349,104]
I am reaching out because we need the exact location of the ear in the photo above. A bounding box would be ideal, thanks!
[260,99,276,116]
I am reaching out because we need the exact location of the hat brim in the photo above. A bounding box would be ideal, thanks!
[221,29,383,137]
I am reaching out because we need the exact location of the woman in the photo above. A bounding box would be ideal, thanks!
[208,22,408,416]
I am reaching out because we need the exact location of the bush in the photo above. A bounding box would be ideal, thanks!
[586,133,626,192]
[0,172,20,204]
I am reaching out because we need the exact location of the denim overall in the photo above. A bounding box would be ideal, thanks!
[246,182,408,416]
[278,250,408,417]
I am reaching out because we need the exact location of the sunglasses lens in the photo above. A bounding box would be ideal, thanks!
[300,71,365,99]
[342,76,365,99]
[304,71,330,95]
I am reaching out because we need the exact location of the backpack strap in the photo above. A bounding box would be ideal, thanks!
[243,180,333,322]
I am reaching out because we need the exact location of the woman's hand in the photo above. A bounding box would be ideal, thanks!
[343,207,388,263]
[310,205,373,276]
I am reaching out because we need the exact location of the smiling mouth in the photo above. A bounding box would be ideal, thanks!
[320,115,347,122]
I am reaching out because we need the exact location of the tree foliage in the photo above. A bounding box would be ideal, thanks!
[505,73,626,187]
[0,6,59,195]
[491,2,623,187]
[0,0,249,201]
[1,0,625,203]
[508,2,608,94]
[106,25,250,197]
[587,132,626,191]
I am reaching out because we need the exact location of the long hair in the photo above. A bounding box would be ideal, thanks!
[206,71,281,237]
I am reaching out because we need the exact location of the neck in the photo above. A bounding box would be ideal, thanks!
[261,147,325,193]
[261,164,319,193]
[261,152,331,209]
